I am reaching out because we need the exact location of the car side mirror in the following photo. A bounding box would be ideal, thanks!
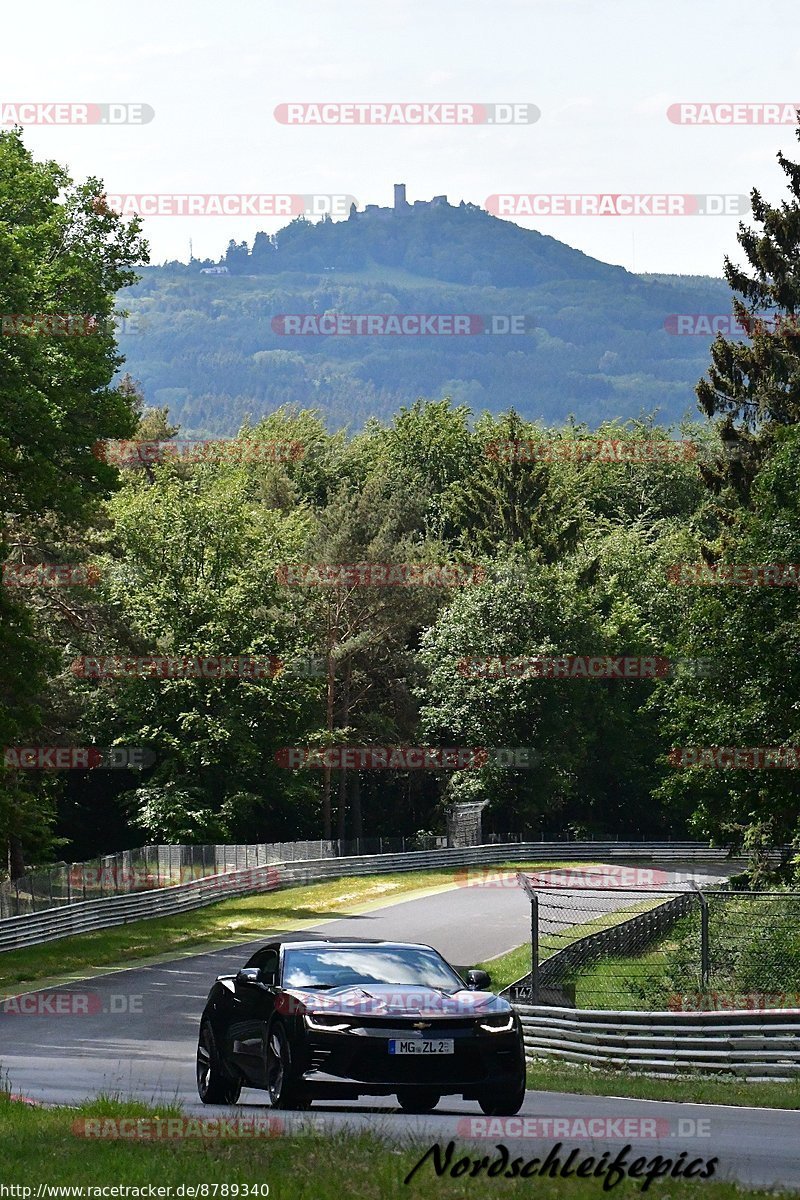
[236,967,263,986]
[466,969,491,991]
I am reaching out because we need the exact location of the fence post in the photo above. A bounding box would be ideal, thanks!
[531,892,540,1005]
[696,890,710,990]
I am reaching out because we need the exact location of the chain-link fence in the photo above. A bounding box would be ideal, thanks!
[0,835,455,918]
[510,876,800,1011]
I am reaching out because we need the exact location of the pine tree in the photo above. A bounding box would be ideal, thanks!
[697,122,800,500]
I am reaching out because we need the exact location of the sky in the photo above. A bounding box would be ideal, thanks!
[3,0,800,276]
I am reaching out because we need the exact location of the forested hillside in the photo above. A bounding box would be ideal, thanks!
[116,203,732,434]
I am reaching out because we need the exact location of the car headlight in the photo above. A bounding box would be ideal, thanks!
[477,1014,515,1033]
[304,1013,352,1033]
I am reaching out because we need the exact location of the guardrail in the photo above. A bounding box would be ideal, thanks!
[2,834,739,918]
[513,1003,800,1078]
[0,840,748,954]
[1,837,453,918]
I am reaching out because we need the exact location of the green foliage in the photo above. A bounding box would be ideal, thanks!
[0,130,147,869]
[652,425,800,850]
[602,896,800,1010]
[696,125,800,497]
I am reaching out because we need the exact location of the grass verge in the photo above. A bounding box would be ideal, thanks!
[476,897,664,994]
[0,1094,778,1199]
[0,861,574,996]
[570,946,681,1010]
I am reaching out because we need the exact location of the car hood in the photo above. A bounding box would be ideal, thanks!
[280,982,509,1017]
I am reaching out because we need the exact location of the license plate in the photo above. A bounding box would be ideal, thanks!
[389,1039,454,1055]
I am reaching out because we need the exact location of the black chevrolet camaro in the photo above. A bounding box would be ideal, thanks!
[196,936,526,1114]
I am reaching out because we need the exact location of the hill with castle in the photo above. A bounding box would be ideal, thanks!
[116,186,732,435]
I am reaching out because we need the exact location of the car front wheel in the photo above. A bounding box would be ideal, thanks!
[477,1073,526,1116]
[196,1017,242,1105]
[266,1020,310,1110]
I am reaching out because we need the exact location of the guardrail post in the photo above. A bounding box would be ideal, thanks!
[531,891,540,1005]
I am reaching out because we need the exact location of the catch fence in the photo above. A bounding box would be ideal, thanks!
[507,876,800,1012]
[0,838,453,918]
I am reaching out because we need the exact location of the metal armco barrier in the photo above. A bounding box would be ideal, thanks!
[513,1003,800,1078]
[0,840,747,954]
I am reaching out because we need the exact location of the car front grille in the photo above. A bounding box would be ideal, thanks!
[352,1016,476,1036]
[348,1043,487,1084]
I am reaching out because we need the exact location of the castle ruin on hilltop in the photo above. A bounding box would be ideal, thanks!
[354,184,450,219]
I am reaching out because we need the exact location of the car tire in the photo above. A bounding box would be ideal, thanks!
[266,1019,310,1110]
[477,1073,526,1116]
[196,1017,242,1105]
[396,1088,441,1113]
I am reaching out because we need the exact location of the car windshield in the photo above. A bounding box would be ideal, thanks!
[281,946,464,991]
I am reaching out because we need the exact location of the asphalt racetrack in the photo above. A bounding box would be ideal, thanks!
[3,862,797,1189]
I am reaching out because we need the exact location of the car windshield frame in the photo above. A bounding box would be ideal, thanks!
[280,944,466,992]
